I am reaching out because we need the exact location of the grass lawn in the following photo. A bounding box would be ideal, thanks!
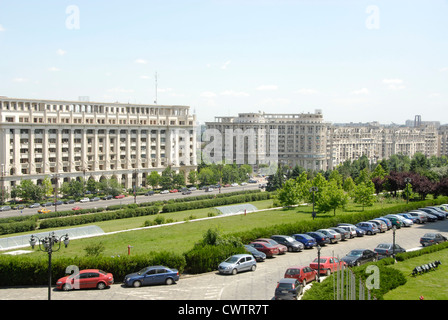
[17,197,410,259]
[383,248,448,300]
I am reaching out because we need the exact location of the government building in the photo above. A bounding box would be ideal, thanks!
[205,110,442,172]
[0,96,197,193]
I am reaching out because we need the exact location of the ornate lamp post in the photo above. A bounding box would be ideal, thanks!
[317,245,322,283]
[29,232,70,300]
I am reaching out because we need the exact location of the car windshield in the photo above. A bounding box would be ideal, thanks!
[278,283,294,289]
[225,256,240,263]
[423,233,435,238]
[283,236,295,242]
[347,250,363,257]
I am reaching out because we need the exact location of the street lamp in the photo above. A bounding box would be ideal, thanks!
[310,187,318,219]
[317,245,322,283]
[29,232,69,300]
[392,225,397,261]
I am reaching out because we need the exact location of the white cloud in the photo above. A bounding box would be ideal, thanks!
[12,78,28,82]
[56,49,67,56]
[107,87,135,93]
[297,88,318,95]
[428,93,441,98]
[48,67,61,72]
[140,75,150,79]
[0,25,5,32]
[382,78,406,90]
[200,91,217,98]
[157,88,173,93]
[221,60,231,70]
[440,67,448,72]
[220,90,250,97]
[351,88,369,95]
[256,84,278,91]
[135,59,148,64]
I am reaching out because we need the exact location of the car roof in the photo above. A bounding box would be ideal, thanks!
[278,278,298,283]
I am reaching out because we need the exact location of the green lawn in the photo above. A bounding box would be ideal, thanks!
[384,249,448,300]
[18,197,410,259]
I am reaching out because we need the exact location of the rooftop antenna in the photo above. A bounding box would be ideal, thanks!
[154,72,158,104]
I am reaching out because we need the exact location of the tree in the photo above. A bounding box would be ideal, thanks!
[173,171,186,189]
[147,171,160,189]
[18,180,43,202]
[317,180,349,216]
[41,176,53,198]
[198,167,216,186]
[86,177,97,194]
[187,170,198,186]
[342,177,355,194]
[352,181,376,210]
[276,179,301,207]
[99,177,122,196]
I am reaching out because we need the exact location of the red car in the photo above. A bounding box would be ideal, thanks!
[72,206,81,211]
[170,189,178,193]
[284,266,318,286]
[249,241,280,258]
[115,194,125,199]
[56,269,114,291]
[309,256,346,276]
[255,238,287,255]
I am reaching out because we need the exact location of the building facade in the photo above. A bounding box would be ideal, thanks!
[0,97,197,193]
[206,111,440,172]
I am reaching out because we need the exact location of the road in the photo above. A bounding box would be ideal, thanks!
[1,218,447,301]
[0,184,261,219]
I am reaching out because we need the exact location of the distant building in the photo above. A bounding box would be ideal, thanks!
[0,97,197,193]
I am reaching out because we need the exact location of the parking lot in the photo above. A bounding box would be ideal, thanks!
[1,217,447,301]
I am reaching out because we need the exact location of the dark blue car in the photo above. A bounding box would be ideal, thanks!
[292,233,317,249]
[123,266,179,287]
[306,232,330,246]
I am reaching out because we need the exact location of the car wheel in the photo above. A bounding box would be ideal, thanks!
[62,284,72,291]
[251,265,256,272]
[302,279,307,287]
[232,268,238,275]
[97,282,107,290]
[367,231,372,235]
[133,280,142,288]
[165,278,174,285]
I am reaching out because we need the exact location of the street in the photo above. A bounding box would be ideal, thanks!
[1,217,447,300]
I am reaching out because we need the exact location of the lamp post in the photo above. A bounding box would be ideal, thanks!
[50,173,60,212]
[29,232,69,300]
[392,225,396,261]
[310,187,318,219]
[317,245,321,283]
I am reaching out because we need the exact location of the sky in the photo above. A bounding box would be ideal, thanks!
[0,0,447,125]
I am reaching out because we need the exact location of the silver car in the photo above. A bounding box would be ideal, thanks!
[317,229,341,243]
[218,254,257,275]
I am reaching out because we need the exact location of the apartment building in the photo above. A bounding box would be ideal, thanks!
[0,97,197,192]
[206,111,440,172]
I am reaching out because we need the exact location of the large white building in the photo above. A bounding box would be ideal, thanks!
[0,97,197,192]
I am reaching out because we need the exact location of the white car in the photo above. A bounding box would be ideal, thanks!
[160,190,169,194]
[231,183,239,187]
[79,197,90,203]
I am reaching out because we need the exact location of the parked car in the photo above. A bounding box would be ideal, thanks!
[374,243,406,257]
[275,278,303,300]
[53,200,64,206]
[169,189,178,193]
[292,233,317,249]
[244,244,266,262]
[375,217,392,229]
[123,266,179,287]
[182,190,192,195]
[90,197,100,202]
[114,194,126,199]
[398,213,419,224]
[38,208,51,214]
[355,222,379,235]
[218,254,257,275]
[145,191,155,196]
[79,197,90,203]
[368,219,387,233]
[427,206,448,218]
[420,233,448,247]
[188,187,197,191]
[417,208,445,220]
[64,199,76,204]
[270,235,304,252]
[284,266,318,286]
[56,269,114,291]
[102,195,113,200]
[255,238,287,254]
[28,203,41,208]
[306,231,330,246]
[42,202,54,207]
[310,256,346,275]
[329,227,350,240]
[336,225,357,239]
[317,229,341,243]
[337,223,365,237]
[381,215,403,228]
[0,206,11,212]
[249,241,280,258]
[385,214,413,226]
[406,211,428,224]
[160,190,169,194]
[341,249,378,266]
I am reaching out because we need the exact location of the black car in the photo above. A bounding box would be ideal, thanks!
[270,235,304,252]
[244,245,266,262]
[42,202,54,207]
[418,208,446,220]
[306,232,330,246]
[275,278,303,300]
[102,195,113,200]
[182,190,192,195]
[341,249,378,266]
[54,200,64,206]
[420,233,447,247]
[145,191,155,196]
[374,243,406,257]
